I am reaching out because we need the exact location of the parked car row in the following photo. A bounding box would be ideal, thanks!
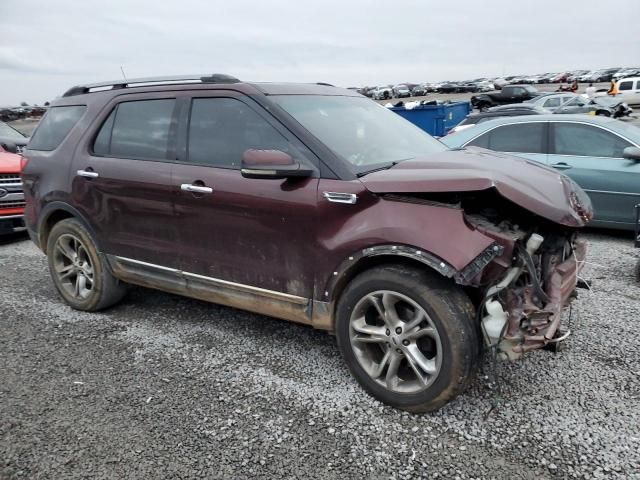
[361,79,496,99]
[0,106,47,122]
[357,67,640,101]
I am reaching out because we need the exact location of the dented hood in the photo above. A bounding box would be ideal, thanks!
[359,148,591,227]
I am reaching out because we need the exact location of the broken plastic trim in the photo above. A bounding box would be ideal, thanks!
[453,242,503,285]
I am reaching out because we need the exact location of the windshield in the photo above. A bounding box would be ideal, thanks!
[0,121,26,140]
[272,95,446,173]
[524,85,538,94]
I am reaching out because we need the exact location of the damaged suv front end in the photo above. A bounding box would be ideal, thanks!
[358,148,593,361]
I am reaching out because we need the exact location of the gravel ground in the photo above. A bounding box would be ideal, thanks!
[1,231,639,479]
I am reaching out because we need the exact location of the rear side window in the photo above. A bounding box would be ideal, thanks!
[543,97,562,108]
[468,123,546,153]
[93,99,175,160]
[552,123,631,158]
[28,105,85,151]
[186,97,290,169]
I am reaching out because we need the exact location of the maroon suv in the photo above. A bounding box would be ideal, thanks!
[22,74,592,412]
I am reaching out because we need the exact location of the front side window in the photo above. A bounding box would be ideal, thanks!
[28,105,85,151]
[468,123,545,153]
[93,99,175,160]
[186,98,291,169]
[619,81,633,91]
[272,95,446,173]
[563,97,588,108]
[552,123,632,158]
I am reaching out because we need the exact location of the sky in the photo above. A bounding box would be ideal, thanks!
[1,0,638,106]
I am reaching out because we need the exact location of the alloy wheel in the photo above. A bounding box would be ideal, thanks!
[52,233,95,300]
[349,290,442,394]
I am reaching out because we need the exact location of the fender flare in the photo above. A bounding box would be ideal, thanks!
[37,202,102,253]
[321,244,457,304]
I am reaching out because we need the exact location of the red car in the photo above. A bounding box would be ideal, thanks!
[0,146,25,234]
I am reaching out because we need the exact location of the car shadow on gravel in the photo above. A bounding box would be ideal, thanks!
[0,231,28,246]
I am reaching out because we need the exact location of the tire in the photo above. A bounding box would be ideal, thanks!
[46,218,126,311]
[335,265,480,412]
[595,110,611,117]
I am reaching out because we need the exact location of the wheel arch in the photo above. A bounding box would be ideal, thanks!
[312,245,457,331]
[38,202,100,254]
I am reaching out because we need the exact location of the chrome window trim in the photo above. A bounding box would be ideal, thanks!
[461,119,640,154]
[462,120,548,149]
[584,189,640,198]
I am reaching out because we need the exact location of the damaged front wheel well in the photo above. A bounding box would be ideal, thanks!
[328,252,456,316]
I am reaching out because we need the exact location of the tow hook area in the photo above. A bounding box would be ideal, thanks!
[480,234,586,360]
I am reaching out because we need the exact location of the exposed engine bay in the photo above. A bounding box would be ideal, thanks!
[387,188,589,360]
[462,192,587,360]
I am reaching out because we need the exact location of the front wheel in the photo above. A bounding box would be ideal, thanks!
[336,265,480,412]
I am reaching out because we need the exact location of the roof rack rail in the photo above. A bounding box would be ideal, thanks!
[62,73,241,97]
[316,82,335,87]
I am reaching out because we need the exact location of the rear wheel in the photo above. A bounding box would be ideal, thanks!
[336,265,480,412]
[47,218,126,311]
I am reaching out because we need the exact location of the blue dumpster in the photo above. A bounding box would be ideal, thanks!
[389,101,471,137]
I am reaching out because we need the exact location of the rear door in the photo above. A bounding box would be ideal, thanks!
[171,92,320,298]
[465,121,548,165]
[72,94,180,267]
[548,121,640,226]
[556,96,590,114]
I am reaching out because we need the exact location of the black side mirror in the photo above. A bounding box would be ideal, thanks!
[623,146,640,161]
[241,149,314,179]
[1,141,18,153]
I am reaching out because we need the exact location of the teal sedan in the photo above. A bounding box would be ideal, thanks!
[441,115,640,230]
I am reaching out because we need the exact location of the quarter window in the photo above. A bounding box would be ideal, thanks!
[93,99,175,160]
[28,105,86,151]
[552,123,632,158]
[186,98,290,169]
[467,123,546,153]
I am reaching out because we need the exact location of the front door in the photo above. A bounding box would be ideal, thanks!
[549,121,640,227]
[71,95,180,266]
[617,79,640,105]
[171,94,319,298]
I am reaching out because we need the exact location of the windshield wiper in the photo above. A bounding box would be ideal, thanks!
[356,161,399,178]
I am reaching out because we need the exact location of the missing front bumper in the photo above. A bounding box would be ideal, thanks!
[497,239,587,359]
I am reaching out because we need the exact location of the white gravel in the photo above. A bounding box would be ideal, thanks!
[1,231,639,479]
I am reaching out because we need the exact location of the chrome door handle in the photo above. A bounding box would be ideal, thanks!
[180,184,213,194]
[550,162,572,170]
[77,169,99,178]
